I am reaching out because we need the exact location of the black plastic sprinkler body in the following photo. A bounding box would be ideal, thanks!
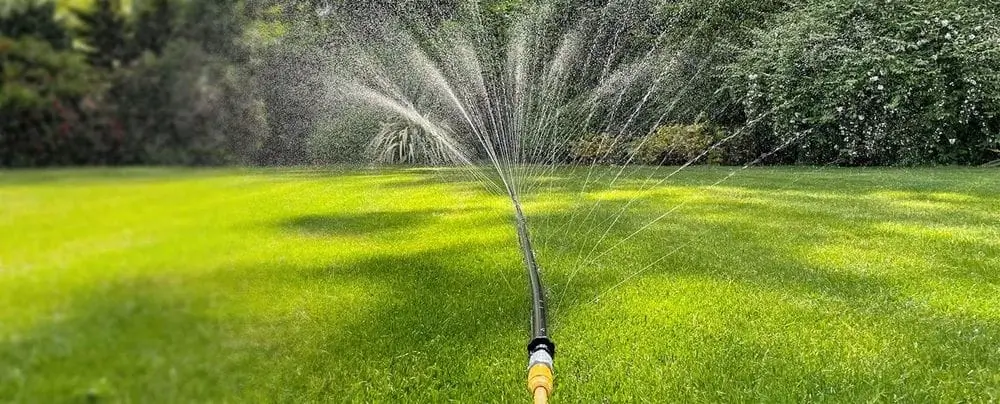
[508,194,556,404]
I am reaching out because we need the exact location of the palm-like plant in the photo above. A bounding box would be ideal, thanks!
[368,120,456,165]
[985,149,1000,168]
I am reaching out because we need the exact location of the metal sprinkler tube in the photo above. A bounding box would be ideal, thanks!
[510,196,555,403]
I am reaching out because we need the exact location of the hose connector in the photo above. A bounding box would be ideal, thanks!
[527,341,554,404]
[528,362,553,404]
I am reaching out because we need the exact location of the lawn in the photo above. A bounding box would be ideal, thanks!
[1,167,998,402]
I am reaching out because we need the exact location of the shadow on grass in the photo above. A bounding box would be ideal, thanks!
[0,243,529,402]
[278,211,445,236]
[0,277,245,402]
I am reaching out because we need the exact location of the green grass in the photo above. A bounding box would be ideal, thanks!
[1,166,998,402]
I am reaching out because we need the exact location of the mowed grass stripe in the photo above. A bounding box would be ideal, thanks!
[0,167,997,402]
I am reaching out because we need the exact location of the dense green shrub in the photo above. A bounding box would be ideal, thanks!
[252,30,326,166]
[732,0,1000,165]
[307,109,381,165]
[0,35,113,166]
[569,133,627,164]
[0,37,97,109]
[0,0,267,167]
[567,124,739,166]
[652,0,791,124]
[111,41,267,165]
[633,123,723,165]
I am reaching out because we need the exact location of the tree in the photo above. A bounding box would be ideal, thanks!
[111,41,267,165]
[0,2,71,49]
[134,0,175,56]
[0,35,106,166]
[73,0,135,69]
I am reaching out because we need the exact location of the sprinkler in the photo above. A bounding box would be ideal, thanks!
[510,196,555,403]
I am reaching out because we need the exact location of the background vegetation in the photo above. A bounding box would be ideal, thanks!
[2,0,998,167]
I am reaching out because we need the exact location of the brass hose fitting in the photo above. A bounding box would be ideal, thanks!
[527,347,554,403]
[527,363,553,404]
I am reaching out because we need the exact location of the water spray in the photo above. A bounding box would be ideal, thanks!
[508,190,555,403]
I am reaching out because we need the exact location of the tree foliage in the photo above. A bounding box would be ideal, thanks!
[0,2,71,49]
[2,0,999,167]
[0,35,106,166]
[134,0,174,55]
[731,0,1000,165]
[73,0,134,68]
[1,0,263,166]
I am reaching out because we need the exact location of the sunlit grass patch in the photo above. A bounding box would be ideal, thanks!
[1,167,997,402]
